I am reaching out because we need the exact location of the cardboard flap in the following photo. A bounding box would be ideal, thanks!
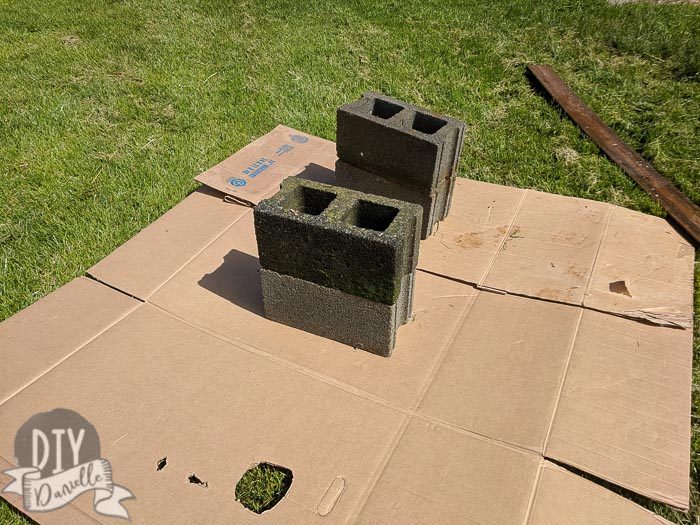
[528,461,674,525]
[582,206,694,328]
[0,277,139,403]
[88,187,251,300]
[356,419,541,524]
[545,310,693,509]
[418,179,695,326]
[195,125,337,204]
[418,292,580,452]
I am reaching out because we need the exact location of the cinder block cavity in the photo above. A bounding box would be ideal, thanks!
[335,92,465,238]
[254,178,422,305]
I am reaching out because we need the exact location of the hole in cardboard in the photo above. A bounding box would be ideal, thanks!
[412,112,447,135]
[371,98,403,119]
[283,186,336,216]
[609,280,632,297]
[156,457,167,471]
[345,200,399,232]
[236,463,293,514]
[188,473,208,488]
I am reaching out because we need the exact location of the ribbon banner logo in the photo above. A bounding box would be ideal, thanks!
[2,408,134,520]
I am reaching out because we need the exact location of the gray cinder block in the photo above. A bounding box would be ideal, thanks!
[336,92,465,192]
[335,160,455,238]
[254,178,421,305]
[254,178,422,356]
[260,269,414,356]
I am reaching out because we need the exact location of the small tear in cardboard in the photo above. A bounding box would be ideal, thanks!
[616,307,692,329]
[609,280,632,297]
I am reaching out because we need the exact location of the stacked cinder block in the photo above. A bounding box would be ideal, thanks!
[254,178,422,357]
[335,92,465,239]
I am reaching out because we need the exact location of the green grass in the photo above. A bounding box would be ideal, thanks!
[0,0,698,522]
[0,499,32,525]
[235,463,293,514]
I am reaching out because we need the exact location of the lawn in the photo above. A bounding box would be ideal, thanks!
[0,0,698,522]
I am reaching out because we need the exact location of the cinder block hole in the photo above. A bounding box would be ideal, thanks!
[371,98,404,119]
[283,185,336,215]
[235,463,293,514]
[346,200,399,231]
[412,112,447,134]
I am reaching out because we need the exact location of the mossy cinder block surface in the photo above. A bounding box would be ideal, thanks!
[335,160,454,239]
[254,178,422,305]
[260,269,415,356]
[336,92,465,191]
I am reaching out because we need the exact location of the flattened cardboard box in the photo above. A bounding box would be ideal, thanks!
[0,126,693,524]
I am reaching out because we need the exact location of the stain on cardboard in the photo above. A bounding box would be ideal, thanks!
[566,264,586,278]
[455,232,483,248]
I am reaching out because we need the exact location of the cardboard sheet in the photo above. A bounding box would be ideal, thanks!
[87,187,250,300]
[0,277,139,403]
[0,126,694,523]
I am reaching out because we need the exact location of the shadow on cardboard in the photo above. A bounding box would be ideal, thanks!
[198,249,264,316]
[196,162,335,312]
[295,162,335,185]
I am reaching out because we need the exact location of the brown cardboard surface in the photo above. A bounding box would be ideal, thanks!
[355,419,541,524]
[417,292,580,452]
[0,127,694,523]
[0,302,678,524]
[528,462,674,525]
[0,277,139,403]
[545,309,693,508]
[143,185,692,508]
[87,187,250,300]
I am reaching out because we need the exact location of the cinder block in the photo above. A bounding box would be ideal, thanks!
[335,160,454,239]
[260,269,415,356]
[336,92,465,192]
[254,178,422,305]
